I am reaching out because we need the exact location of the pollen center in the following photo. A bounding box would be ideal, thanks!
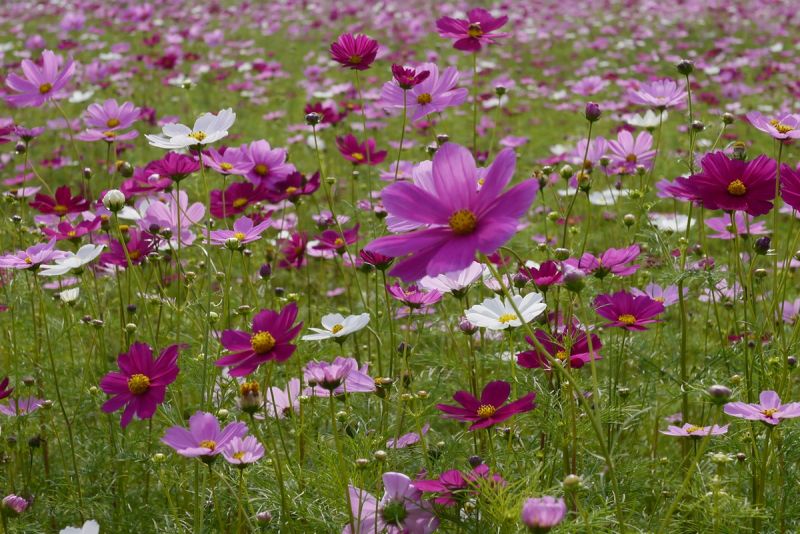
[127,373,151,395]
[769,119,794,134]
[254,164,269,176]
[234,232,246,241]
[761,408,778,417]
[233,451,245,460]
[189,131,207,142]
[54,204,68,215]
[351,152,365,161]
[498,313,517,324]
[348,54,362,64]
[240,381,260,396]
[686,425,702,434]
[285,186,298,195]
[477,404,496,418]
[555,350,569,361]
[416,93,432,105]
[107,118,120,128]
[334,237,345,247]
[39,82,53,94]
[448,209,477,235]
[467,23,483,38]
[331,324,344,334]
[618,314,637,325]
[220,162,233,171]
[625,153,637,163]
[251,331,276,354]
[727,179,747,196]
[233,197,248,208]
[199,440,217,450]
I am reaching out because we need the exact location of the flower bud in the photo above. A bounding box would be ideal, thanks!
[553,248,570,261]
[691,120,705,132]
[373,450,387,462]
[117,160,134,178]
[14,142,26,154]
[559,165,574,180]
[305,112,321,126]
[82,167,93,180]
[563,474,582,489]
[256,511,273,523]
[562,269,585,293]
[707,384,731,404]
[584,102,601,122]
[722,112,735,125]
[753,236,770,255]
[676,59,694,76]
[623,214,636,227]
[459,317,477,335]
[102,189,126,212]
[495,85,507,96]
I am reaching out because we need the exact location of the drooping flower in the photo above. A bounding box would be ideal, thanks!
[146,152,200,182]
[336,134,387,166]
[222,435,264,467]
[517,327,602,370]
[301,313,370,341]
[215,303,303,377]
[594,291,665,331]
[208,216,271,246]
[418,261,484,296]
[380,63,468,121]
[520,496,567,532]
[628,79,686,110]
[344,472,439,534]
[5,49,75,108]
[685,152,776,216]
[29,186,90,216]
[100,342,181,428]
[435,8,508,52]
[366,144,537,281]
[660,423,729,437]
[607,130,655,174]
[38,244,105,276]
[723,390,800,425]
[161,411,248,460]
[330,33,379,71]
[465,293,546,330]
[386,283,442,309]
[745,111,800,140]
[436,380,536,430]
[519,260,562,289]
[145,108,236,150]
[304,357,376,397]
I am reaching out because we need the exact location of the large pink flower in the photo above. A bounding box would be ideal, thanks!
[5,49,75,108]
[686,152,776,216]
[435,8,508,52]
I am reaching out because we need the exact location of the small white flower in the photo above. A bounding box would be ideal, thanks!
[465,293,546,331]
[39,244,105,276]
[60,519,100,534]
[59,287,80,304]
[302,313,370,341]
[145,108,236,150]
[648,213,692,233]
[624,110,668,129]
[419,262,484,294]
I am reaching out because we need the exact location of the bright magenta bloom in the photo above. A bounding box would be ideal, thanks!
[517,327,602,370]
[391,64,430,89]
[161,411,248,460]
[336,134,387,166]
[436,8,508,52]
[415,464,504,506]
[565,244,641,279]
[436,380,535,430]
[29,185,90,216]
[100,342,181,428]
[724,390,800,425]
[366,144,537,281]
[5,49,75,108]
[686,152,776,216]
[594,291,664,331]
[779,163,800,211]
[330,33,379,71]
[215,303,302,377]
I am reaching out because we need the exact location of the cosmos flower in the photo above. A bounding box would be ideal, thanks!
[415,464,504,506]
[0,239,68,270]
[336,134,387,166]
[779,163,800,211]
[29,186,90,217]
[565,245,641,279]
[100,342,181,428]
[391,64,430,89]
[625,110,669,129]
[264,379,302,419]
[161,411,248,460]
[519,260,562,289]
[301,313,371,341]
[704,212,768,240]
[330,33,379,71]
[76,99,140,142]
[59,519,100,534]
[607,130,656,174]
[723,390,800,425]
[660,423,729,437]
[1,494,29,516]
[304,357,376,397]
[594,291,665,331]
[685,152,776,216]
[38,244,105,276]
[344,472,439,534]
[386,283,442,308]
[436,380,536,430]
[41,219,101,241]
[465,293,546,330]
[145,108,236,150]
[418,261,484,296]
[222,435,265,467]
[313,224,360,253]
[366,143,537,281]
[387,424,430,449]
[435,8,508,52]
[264,171,320,203]
[745,111,800,140]
[520,496,567,532]
[99,229,154,267]
[146,152,200,182]
[5,49,75,108]
[137,191,205,247]
[243,140,295,186]
[215,303,303,377]
[517,327,602,370]
[209,181,269,219]
[630,283,684,307]
[380,63,468,121]
[208,216,271,246]
[0,396,45,416]
[0,377,13,400]
[202,146,253,176]
[628,79,686,110]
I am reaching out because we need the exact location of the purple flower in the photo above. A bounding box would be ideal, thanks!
[607,130,655,174]
[437,380,536,430]
[415,464,504,506]
[209,216,271,246]
[685,152,776,216]
[387,424,430,449]
[436,8,508,52]
[723,390,800,425]
[779,163,800,211]
[628,79,686,110]
[336,134,387,166]
[386,283,442,308]
[705,212,768,240]
[631,283,684,307]
[137,191,205,247]
[5,49,75,108]
[243,140,295,186]
[0,239,68,270]
[76,99,140,142]
[0,377,13,401]
[0,396,45,416]
[746,111,800,140]
[304,357,376,397]
[366,144,537,282]
[161,411,248,460]
[146,152,200,182]
[660,423,729,437]
[330,33,379,71]
[344,472,439,534]
[520,496,567,532]
[519,260,563,288]
[264,379,302,419]
[517,327,602,370]
[565,244,640,279]
[380,63,468,121]
[1,494,29,516]
[202,146,254,176]
[391,64,430,90]
[594,291,665,331]
[222,435,264,466]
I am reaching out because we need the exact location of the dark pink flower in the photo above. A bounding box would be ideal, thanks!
[391,64,430,89]
[517,327,602,370]
[436,380,535,430]
[5,49,75,108]
[336,134,387,166]
[565,244,641,279]
[415,464,504,506]
[209,181,269,219]
[436,9,508,52]
[685,152,776,216]
[29,186,90,217]
[313,224,360,253]
[519,260,562,288]
[330,33,379,71]
[594,290,664,331]
[779,163,800,211]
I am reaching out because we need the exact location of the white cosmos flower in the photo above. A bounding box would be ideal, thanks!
[465,293,546,331]
[648,213,692,233]
[38,244,105,276]
[624,109,668,129]
[558,187,631,206]
[302,313,370,341]
[60,519,100,534]
[145,108,236,150]
[419,262,484,294]
[59,287,80,304]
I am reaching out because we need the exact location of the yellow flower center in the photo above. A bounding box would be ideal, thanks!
[686,425,703,434]
[24,256,32,264]
[199,440,217,451]
[232,197,248,208]
[189,131,207,142]
[220,162,233,171]
[348,54,362,64]
[653,297,665,303]
[351,152,365,161]
[727,179,747,196]
[769,119,794,134]
[102,130,117,138]
[234,232,246,241]
[467,23,483,38]
[498,313,517,324]
[250,331,276,354]
[476,404,496,418]
[240,381,260,396]
[617,314,637,325]
[233,451,245,460]
[448,209,478,235]
[67,230,77,237]
[555,350,569,361]
[54,204,68,215]
[416,93,432,105]
[626,153,637,163]
[128,250,141,260]
[334,237,345,247]
[761,408,778,417]
[107,118,120,128]
[39,82,52,94]
[127,373,151,395]
[331,324,345,334]
[285,186,298,195]
[254,163,269,176]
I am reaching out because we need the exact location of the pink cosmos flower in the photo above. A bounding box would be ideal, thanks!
[41,219,101,241]
[304,357,376,397]
[437,380,536,431]
[386,283,442,308]
[146,152,200,182]
[100,229,154,267]
[705,212,768,240]
[779,164,800,211]
[222,435,264,466]
[137,191,205,247]
[264,379,302,419]
[607,131,656,174]
[210,181,269,219]
[0,377,13,401]
[29,185,90,216]
[415,464,504,506]
[209,216,271,246]
[631,283,684,307]
[5,49,75,108]
[745,111,800,140]
[436,8,508,52]
[313,224,360,253]
[565,244,640,279]
[202,146,254,176]
[100,342,181,428]
[161,411,248,460]
[76,99,140,142]
[685,152,776,216]
[723,390,800,425]
[0,239,68,270]
[517,327,602,370]
[391,64,430,89]
[243,140,295,186]
[345,472,439,534]
[265,171,320,203]
[336,134,387,166]
[387,424,430,449]
[0,396,44,416]
[520,496,567,531]
[660,423,729,437]
[380,63,468,121]
[366,144,537,281]
[330,33,379,71]
[628,79,686,110]
[594,290,665,331]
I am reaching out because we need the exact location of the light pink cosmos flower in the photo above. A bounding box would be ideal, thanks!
[607,130,656,174]
[380,63,468,121]
[137,191,205,247]
[724,391,800,425]
[660,423,729,437]
[221,435,264,466]
[345,472,439,534]
[387,424,430,449]
[76,99,140,143]
[209,216,271,246]
[628,79,686,110]
[745,111,800,140]
[304,357,376,397]
[161,411,248,458]
[264,379,302,419]
[0,239,68,270]
[244,140,296,186]
[5,50,75,108]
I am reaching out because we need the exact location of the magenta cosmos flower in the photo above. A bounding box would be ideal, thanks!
[594,290,665,331]
[365,143,537,281]
[161,411,248,460]
[628,79,686,110]
[520,496,567,532]
[724,390,800,425]
[0,377,13,401]
[100,342,181,428]
[386,283,442,308]
[215,303,302,377]
[517,327,602,370]
[330,33,379,71]
[209,216,271,246]
[519,260,562,288]
[436,8,508,52]
[566,244,640,279]
[210,181,268,219]
[661,423,728,437]
[5,49,75,108]
[381,63,468,121]
[29,185,90,216]
[685,152,776,216]
[391,64,430,89]
[345,472,439,534]
[222,435,264,466]
[779,164,800,211]
[745,111,800,140]
[415,464,504,506]
[437,380,535,430]
[336,134,387,166]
